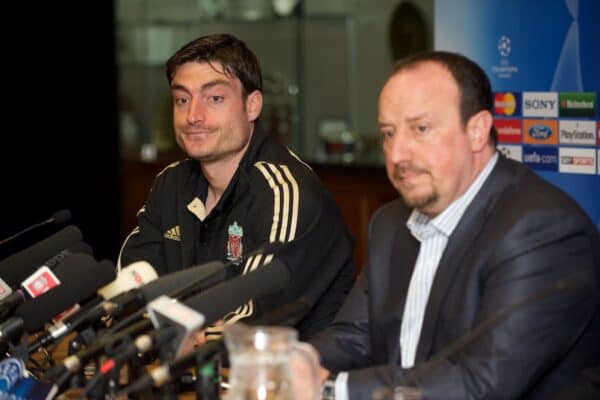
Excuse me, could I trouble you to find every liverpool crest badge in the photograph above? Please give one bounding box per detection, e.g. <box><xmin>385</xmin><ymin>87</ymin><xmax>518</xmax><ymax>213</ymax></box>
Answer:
<box><xmin>227</xmin><ymin>221</ymin><xmax>244</xmax><ymax>264</ymax></box>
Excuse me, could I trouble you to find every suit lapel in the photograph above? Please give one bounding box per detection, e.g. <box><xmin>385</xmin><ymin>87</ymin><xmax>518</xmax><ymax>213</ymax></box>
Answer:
<box><xmin>367</xmin><ymin>200</ymin><xmax>419</xmax><ymax>365</ymax></box>
<box><xmin>382</xmin><ymin>226</ymin><xmax>420</xmax><ymax>363</ymax></box>
<box><xmin>414</xmin><ymin>155</ymin><xmax>516</xmax><ymax>362</ymax></box>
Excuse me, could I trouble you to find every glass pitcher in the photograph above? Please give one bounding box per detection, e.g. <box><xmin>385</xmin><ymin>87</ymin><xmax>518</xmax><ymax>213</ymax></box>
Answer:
<box><xmin>223</xmin><ymin>323</ymin><xmax>320</xmax><ymax>400</ymax></box>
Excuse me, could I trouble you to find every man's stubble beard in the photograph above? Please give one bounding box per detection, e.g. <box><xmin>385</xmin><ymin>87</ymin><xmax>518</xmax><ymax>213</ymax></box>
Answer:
<box><xmin>392</xmin><ymin>164</ymin><xmax>438</xmax><ymax>211</ymax></box>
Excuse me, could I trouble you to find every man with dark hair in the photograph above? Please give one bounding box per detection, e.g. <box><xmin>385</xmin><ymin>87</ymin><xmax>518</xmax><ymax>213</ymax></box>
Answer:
<box><xmin>118</xmin><ymin>33</ymin><xmax>356</xmax><ymax>339</ymax></box>
<box><xmin>305</xmin><ymin>51</ymin><xmax>600</xmax><ymax>399</ymax></box>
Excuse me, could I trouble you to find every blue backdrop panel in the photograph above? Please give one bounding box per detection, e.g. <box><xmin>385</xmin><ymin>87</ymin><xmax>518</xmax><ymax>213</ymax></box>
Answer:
<box><xmin>435</xmin><ymin>0</ymin><xmax>600</xmax><ymax>228</ymax></box>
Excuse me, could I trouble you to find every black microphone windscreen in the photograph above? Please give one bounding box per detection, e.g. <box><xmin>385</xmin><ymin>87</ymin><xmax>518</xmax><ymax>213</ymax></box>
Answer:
<box><xmin>42</xmin><ymin>241</ymin><xmax>94</xmax><ymax>270</ymax></box>
<box><xmin>14</xmin><ymin>255</ymin><xmax>116</xmax><ymax>332</ymax></box>
<box><xmin>252</xmin><ymin>296</ymin><xmax>312</xmax><ymax>326</ymax></box>
<box><xmin>184</xmin><ymin>258</ymin><xmax>290</xmax><ymax>324</ymax></box>
<box><xmin>51</xmin><ymin>210</ymin><xmax>72</xmax><ymax>225</ymax></box>
<box><xmin>0</xmin><ymin>225</ymin><xmax>83</xmax><ymax>286</ymax></box>
<box><xmin>140</xmin><ymin>260</ymin><xmax>226</xmax><ymax>302</ymax></box>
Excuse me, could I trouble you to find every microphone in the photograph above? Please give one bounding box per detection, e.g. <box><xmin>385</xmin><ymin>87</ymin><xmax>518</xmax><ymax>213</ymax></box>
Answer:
<box><xmin>0</xmin><ymin>318</ymin><xmax>25</xmax><ymax>345</ymax></box>
<box><xmin>0</xmin><ymin>242</ymin><xmax>94</xmax><ymax>320</ymax></box>
<box><xmin>183</xmin><ymin>256</ymin><xmax>291</xmax><ymax>325</ymax></box>
<box><xmin>0</xmin><ymin>225</ymin><xmax>83</xmax><ymax>287</ymax></box>
<box><xmin>109</xmin><ymin>256</ymin><xmax>288</xmax><ymax>367</ymax></box>
<box><xmin>48</xmin><ymin>258</ymin><xmax>289</xmax><ymax>390</ymax></box>
<box><xmin>97</xmin><ymin>261</ymin><xmax>158</xmax><ymax>300</ymax></box>
<box><xmin>79</xmin><ymin>260</ymin><xmax>227</xmax><ymax>334</ymax></box>
<box><xmin>44</xmin><ymin>319</ymin><xmax>152</xmax><ymax>384</ymax></box>
<box><xmin>42</xmin><ymin>261</ymin><xmax>228</xmax><ymax>381</ymax></box>
<box><xmin>120</xmin><ymin>297</ymin><xmax>312</xmax><ymax>396</ymax></box>
<box><xmin>109</xmin><ymin>259</ymin><xmax>226</xmax><ymax>319</ymax></box>
<box><xmin>251</xmin><ymin>296</ymin><xmax>313</xmax><ymax>326</ymax></box>
<box><xmin>102</xmin><ymin>259</ymin><xmax>226</xmax><ymax>320</ymax></box>
<box><xmin>85</xmin><ymin>325</ymin><xmax>183</xmax><ymax>397</ymax></box>
<box><xmin>140</xmin><ymin>260</ymin><xmax>227</xmax><ymax>301</ymax></box>
<box><xmin>0</xmin><ymin>209</ymin><xmax>72</xmax><ymax>247</ymax></box>
<box><xmin>86</xmin><ymin>257</ymin><xmax>287</xmax><ymax>371</ymax></box>
<box><xmin>0</xmin><ymin>277</ymin><xmax>11</xmax><ymax>301</ymax></box>
<box><xmin>28</xmin><ymin>261</ymin><xmax>158</xmax><ymax>353</ymax></box>
<box><xmin>146</xmin><ymin>296</ymin><xmax>205</xmax><ymax>359</ymax></box>
<box><xmin>0</xmin><ymin>254</ymin><xmax>115</xmax><ymax>346</ymax></box>
<box><xmin>12</xmin><ymin>255</ymin><xmax>116</xmax><ymax>334</ymax></box>
<box><xmin>40</xmin><ymin>241</ymin><xmax>93</xmax><ymax>270</ymax></box>
<box><xmin>93</xmin><ymin>297</ymin><xmax>205</xmax><ymax>382</ymax></box>
<box><xmin>0</xmin><ymin>266</ymin><xmax>62</xmax><ymax>321</ymax></box>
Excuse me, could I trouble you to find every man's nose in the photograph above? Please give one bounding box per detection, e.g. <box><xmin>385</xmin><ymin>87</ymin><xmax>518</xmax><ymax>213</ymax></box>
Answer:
<box><xmin>386</xmin><ymin>131</ymin><xmax>412</xmax><ymax>164</ymax></box>
<box><xmin>186</xmin><ymin>98</ymin><xmax>205</xmax><ymax>125</ymax></box>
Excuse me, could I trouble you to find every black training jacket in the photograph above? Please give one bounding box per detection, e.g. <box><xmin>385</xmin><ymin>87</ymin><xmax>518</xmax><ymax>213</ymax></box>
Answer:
<box><xmin>119</xmin><ymin>125</ymin><xmax>356</xmax><ymax>338</ymax></box>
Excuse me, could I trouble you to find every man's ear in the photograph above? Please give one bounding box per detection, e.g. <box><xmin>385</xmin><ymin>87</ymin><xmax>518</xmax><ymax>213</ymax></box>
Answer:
<box><xmin>245</xmin><ymin>90</ymin><xmax>263</xmax><ymax>122</ymax></box>
<box><xmin>466</xmin><ymin>110</ymin><xmax>494</xmax><ymax>152</ymax></box>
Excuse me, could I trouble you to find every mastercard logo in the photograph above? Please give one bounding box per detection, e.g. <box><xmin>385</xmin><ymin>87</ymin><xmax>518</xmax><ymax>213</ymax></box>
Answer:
<box><xmin>495</xmin><ymin>92</ymin><xmax>517</xmax><ymax>116</ymax></box>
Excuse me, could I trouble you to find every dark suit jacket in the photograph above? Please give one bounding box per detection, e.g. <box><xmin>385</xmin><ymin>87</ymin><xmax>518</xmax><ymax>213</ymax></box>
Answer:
<box><xmin>311</xmin><ymin>154</ymin><xmax>600</xmax><ymax>399</ymax></box>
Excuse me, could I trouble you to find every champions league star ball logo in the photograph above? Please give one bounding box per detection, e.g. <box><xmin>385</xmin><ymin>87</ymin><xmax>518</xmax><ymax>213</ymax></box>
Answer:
<box><xmin>498</xmin><ymin>35</ymin><xmax>511</xmax><ymax>57</ymax></box>
<box><xmin>493</xmin><ymin>35</ymin><xmax>518</xmax><ymax>78</ymax></box>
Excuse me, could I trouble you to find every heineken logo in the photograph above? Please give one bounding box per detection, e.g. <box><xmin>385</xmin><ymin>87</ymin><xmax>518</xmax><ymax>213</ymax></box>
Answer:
<box><xmin>559</xmin><ymin>92</ymin><xmax>596</xmax><ymax>117</ymax></box>
<box><xmin>561</xmin><ymin>99</ymin><xmax>593</xmax><ymax>109</ymax></box>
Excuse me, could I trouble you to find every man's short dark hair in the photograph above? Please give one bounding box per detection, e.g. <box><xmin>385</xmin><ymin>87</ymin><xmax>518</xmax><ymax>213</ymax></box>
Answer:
<box><xmin>166</xmin><ymin>33</ymin><xmax>262</xmax><ymax>98</ymax></box>
<box><xmin>393</xmin><ymin>51</ymin><xmax>497</xmax><ymax>145</ymax></box>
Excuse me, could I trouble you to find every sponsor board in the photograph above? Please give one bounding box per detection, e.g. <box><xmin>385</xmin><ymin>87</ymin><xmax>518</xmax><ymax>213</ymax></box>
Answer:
<box><xmin>559</xmin><ymin>92</ymin><xmax>596</xmax><ymax>118</ymax></box>
<box><xmin>559</xmin><ymin>147</ymin><xmax>596</xmax><ymax>175</ymax></box>
<box><xmin>597</xmin><ymin>121</ymin><xmax>600</xmax><ymax>146</ymax></box>
<box><xmin>494</xmin><ymin>92</ymin><xmax>520</xmax><ymax>116</ymax></box>
<box><xmin>495</xmin><ymin>119</ymin><xmax>521</xmax><ymax>143</ymax></box>
<box><xmin>522</xmin><ymin>146</ymin><xmax>558</xmax><ymax>171</ymax></box>
<box><xmin>558</xmin><ymin>120</ymin><xmax>596</xmax><ymax>146</ymax></box>
<box><xmin>497</xmin><ymin>144</ymin><xmax>522</xmax><ymax>162</ymax></box>
<box><xmin>522</xmin><ymin>119</ymin><xmax>558</xmax><ymax>145</ymax></box>
<box><xmin>522</xmin><ymin>92</ymin><xmax>558</xmax><ymax>118</ymax></box>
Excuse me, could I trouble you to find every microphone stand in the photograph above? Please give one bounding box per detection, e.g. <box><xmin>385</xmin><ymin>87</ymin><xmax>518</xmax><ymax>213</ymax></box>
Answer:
<box><xmin>127</xmin><ymin>351</ymin><xmax>154</xmax><ymax>400</ymax></box>
<box><xmin>157</xmin><ymin>339</ymin><xmax>179</xmax><ymax>400</ymax></box>
<box><xmin>70</xmin><ymin>325</ymin><xmax>104</xmax><ymax>400</ymax></box>
<box><xmin>6</xmin><ymin>330</ymin><xmax>29</xmax><ymax>364</ymax></box>
<box><xmin>194</xmin><ymin>349</ymin><xmax>221</xmax><ymax>400</ymax></box>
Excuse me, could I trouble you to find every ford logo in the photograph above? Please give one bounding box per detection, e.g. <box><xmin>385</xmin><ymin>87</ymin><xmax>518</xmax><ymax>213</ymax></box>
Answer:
<box><xmin>528</xmin><ymin>124</ymin><xmax>552</xmax><ymax>139</ymax></box>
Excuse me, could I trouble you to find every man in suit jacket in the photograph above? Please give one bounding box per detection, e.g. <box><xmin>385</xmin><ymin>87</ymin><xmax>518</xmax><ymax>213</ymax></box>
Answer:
<box><xmin>307</xmin><ymin>51</ymin><xmax>600</xmax><ymax>400</ymax></box>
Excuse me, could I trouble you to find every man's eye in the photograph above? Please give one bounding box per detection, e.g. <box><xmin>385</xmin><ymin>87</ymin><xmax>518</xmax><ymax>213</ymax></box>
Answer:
<box><xmin>416</xmin><ymin>125</ymin><xmax>427</xmax><ymax>133</ymax></box>
<box><xmin>174</xmin><ymin>97</ymin><xmax>188</xmax><ymax>106</ymax></box>
<box><xmin>413</xmin><ymin>124</ymin><xmax>430</xmax><ymax>136</ymax></box>
<box><xmin>209</xmin><ymin>95</ymin><xmax>224</xmax><ymax>104</ymax></box>
<box><xmin>380</xmin><ymin>130</ymin><xmax>394</xmax><ymax>139</ymax></box>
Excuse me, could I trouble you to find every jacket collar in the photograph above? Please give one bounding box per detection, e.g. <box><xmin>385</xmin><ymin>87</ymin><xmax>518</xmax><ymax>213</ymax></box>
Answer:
<box><xmin>181</xmin><ymin>122</ymin><xmax>269</xmax><ymax>218</ymax></box>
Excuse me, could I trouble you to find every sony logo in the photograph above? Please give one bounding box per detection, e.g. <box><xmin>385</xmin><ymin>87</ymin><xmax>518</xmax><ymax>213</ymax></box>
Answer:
<box><xmin>524</xmin><ymin>99</ymin><xmax>557</xmax><ymax>110</ymax></box>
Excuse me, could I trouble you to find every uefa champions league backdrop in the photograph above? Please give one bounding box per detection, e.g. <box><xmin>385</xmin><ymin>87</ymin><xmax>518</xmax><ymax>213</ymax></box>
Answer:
<box><xmin>435</xmin><ymin>0</ymin><xmax>600</xmax><ymax>229</ymax></box>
